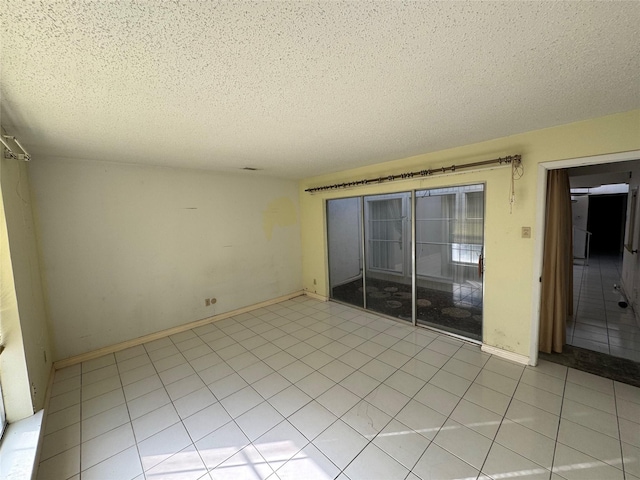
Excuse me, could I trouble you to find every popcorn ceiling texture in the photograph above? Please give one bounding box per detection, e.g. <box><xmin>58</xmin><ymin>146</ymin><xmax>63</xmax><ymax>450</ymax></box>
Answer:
<box><xmin>1</xmin><ymin>1</ymin><xmax>639</xmax><ymax>178</ymax></box>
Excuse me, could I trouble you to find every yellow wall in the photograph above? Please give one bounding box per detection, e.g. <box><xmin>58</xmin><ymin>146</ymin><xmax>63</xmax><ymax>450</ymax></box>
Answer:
<box><xmin>0</xmin><ymin>157</ymin><xmax>53</xmax><ymax>421</ymax></box>
<box><xmin>0</xmin><ymin>184</ymin><xmax>33</xmax><ymax>421</ymax></box>
<box><xmin>300</xmin><ymin>110</ymin><xmax>640</xmax><ymax>358</ymax></box>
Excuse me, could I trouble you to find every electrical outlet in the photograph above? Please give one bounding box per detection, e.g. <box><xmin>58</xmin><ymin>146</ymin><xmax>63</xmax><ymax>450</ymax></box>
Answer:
<box><xmin>210</xmin><ymin>298</ymin><xmax>217</xmax><ymax>304</ymax></box>
<box><xmin>205</xmin><ymin>298</ymin><xmax>210</xmax><ymax>306</ymax></box>
<box><xmin>522</xmin><ymin>226</ymin><xmax>531</xmax><ymax>238</ymax></box>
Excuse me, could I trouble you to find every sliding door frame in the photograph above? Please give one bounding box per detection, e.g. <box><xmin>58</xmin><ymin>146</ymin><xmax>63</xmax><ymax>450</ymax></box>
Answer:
<box><xmin>326</xmin><ymin>181</ymin><xmax>488</xmax><ymax>340</ymax></box>
<box><xmin>411</xmin><ymin>190</ymin><xmax>417</xmax><ymax>326</ymax></box>
<box><xmin>361</xmin><ymin>198</ymin><xmax>368</xmax><ymax>310</ymax></box>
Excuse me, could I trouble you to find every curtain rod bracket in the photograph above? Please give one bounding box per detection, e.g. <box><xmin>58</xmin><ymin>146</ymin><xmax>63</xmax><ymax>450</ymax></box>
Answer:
<box><xmin>1</xmin><ymin>134</ymin><xmax>31</xmax><ymax>162</ymax></box>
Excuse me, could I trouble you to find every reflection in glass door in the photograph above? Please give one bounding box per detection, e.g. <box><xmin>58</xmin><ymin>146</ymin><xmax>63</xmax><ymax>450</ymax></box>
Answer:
<box><xmin>415</xmin><ymin>185</ymin><xmax>484</xmax><ymax>340</ymax></box>
<box><xmin>363</xmin><ymin>193</ymin><xmax>412</xmax><ymax>322</ymax></box>
<box><xmin>326</xmin><ymin>184</ymin><xmax>484</xmax><ymax>342</ymax></box>
<box><xmin>327</xmin><ymin>197</ymin><xmax>364</xmax><ymax>308</ymax></box>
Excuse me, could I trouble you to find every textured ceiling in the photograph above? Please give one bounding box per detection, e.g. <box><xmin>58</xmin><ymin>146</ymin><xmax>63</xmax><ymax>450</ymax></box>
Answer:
<box><xmin>1</xmin><ymin>1</ymin><xmax>639</xmax><ymax>179</ymax></box>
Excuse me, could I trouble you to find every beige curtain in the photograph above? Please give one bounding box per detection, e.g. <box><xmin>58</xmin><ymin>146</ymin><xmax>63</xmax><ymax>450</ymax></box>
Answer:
<box><xmin>539</xmin><ymin>169</ymin><xmax>573</xmax><ymax>353</ymax></box>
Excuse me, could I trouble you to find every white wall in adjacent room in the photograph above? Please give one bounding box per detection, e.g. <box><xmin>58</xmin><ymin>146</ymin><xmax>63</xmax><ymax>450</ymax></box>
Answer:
<box><xmin>571</xmin><ymin>195</ymin><xmax>589</xmax><ymax>259</ymax></box>
<box><xmin>622</xmin><ymin>162</ymin><xmax>640</xmax><ymax>320</ymax></box>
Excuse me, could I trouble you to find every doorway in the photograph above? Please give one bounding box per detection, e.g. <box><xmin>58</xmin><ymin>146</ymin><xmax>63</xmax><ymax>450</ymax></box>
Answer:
<box><xmin>327</xmin><ymin>184</ymin><xmax>485</xmax><ymax>342</ymax></box>
<box><xmin>566</xmin><ymin>170</ymin><xmax>637</xmax><ymax>363</ymax></box>
<box><xmin>587</xmin><ymin>194</ymin><xmax>628</xmax><ymax>255</ymax></box>
<box><xmin>532</xmin><ymin>150</ymin><xmax>640</xmax><ymax>373</ymax></box>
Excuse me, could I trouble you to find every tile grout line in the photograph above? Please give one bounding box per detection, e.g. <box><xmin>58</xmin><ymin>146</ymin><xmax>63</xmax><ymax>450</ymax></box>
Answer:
<box><xmin>359</xmin><ymin>337</ymin><xmax>508</xmax><ymax>477</ymax></box>
<box><xmin>254</xmin><ymin>301</ymin><xmax>363</xmax><ymax>477</ymax></box>
<box><xmin>547</xmin><ymin>360</ymin><xmax>569</xmax><ymax>480</ymax></box>
<box><xmin>166</xmin><ymin>329</ymin><xmax>245</xmax><ymax>479</ymax></box>
<box><xmin>203</xmin><ymin>306</ymin><xmax>529</xmax><ymax>479</ymax></box>
<box><xmin>190</xmin><ymin>307</ymin><xmax>313</xmax><ymax>476</ymax></box>
<box><xmin>249</xmin><ymin>306</ymin><xmax>405</xmax><ymax>477</ymax></box>
<box><xmin>335</xmin><ymin>328</ymin><xmax>457</xmax><ymax>476</ymax></box>
<box><xmin>196</xmin><ymin>303</ymin><xmax>437</xmax><ymax>477</ymax></box>
<box><xmin>144</xmin><ymin>328</ymin><xmax>238</xmax><ymax>476</ymax></box>
<box><xmin>612</xmin><ymin>383</ymin><xmax>628</xmax><ymax>480</ymax></box>
<box><xmin>407</xmin><ymin>341</ymin><xmax>483</xmax><ymax>476</ymax></box>
<box><xmin>475</xmin><ymin>361</ymin><xmax>529</xmax><ymax>478</ymax></box>
<box><xmin>599</xmin><ymin>257</ymin><xmax>614</xmax><ymax>356</ymax></box>
<box><xmin>42</xmin><ymin>296</ymin><xmax>638</xmax><ymax>480</ymax></box>
<box><xmin>554</xmin><ymin>364</ymin><xmax>627</xmax><ymax>477</ymax></box>
<box><xmin>80</xmin><ymin>355</ymin><xmax>136</xmax><ymax>478</ymax></box>
<box><xmin>305</xmin><ymin>312</ymin><xmax>432</xmax><ymax>477</ymax></box>
<box><xmin>115</xmin><ymin>351</ymin><xmax>147</xmax><ymax>480</ymax></box>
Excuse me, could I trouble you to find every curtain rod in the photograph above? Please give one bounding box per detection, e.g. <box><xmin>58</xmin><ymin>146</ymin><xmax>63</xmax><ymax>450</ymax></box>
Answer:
<box><xmin>305</xmin><ymin>154</ymin><xmax>521</xmax><ymax>193</ymax></box>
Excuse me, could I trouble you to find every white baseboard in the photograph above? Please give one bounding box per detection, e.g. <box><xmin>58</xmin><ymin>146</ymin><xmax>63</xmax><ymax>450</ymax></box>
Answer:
<box><xmin>54</xmin><ymin>290</ymin><xmax>305</xmax><ymax>370</ymax></box>
<box><xmin>304</xmin><ymin>290</ymin><xmax>328</xmax><ymax>302</ymax></box>
<box><xmin>481</xmin><ymin>344</ymin><xmax>530</xmax><ymax>365</ymax></box>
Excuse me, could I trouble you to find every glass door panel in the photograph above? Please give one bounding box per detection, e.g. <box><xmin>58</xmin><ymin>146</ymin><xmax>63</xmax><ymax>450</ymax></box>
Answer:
<box><xmin>415</xmin><ymin>185</ymin><xmax>484</xmax><ymax>340</ymax></box>
<box><xmin>364</xmin><ymin>192</ymin><xmax>412</xmax><ymax>322</ymax></box>
<box><xmin>327</xmin><ymin>197</ymin><xmax>364</xmax><ymax>308</ymax></box>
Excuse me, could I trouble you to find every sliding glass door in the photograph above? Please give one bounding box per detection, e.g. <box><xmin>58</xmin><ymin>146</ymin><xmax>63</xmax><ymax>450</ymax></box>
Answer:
<box><xmin>326</xmin><ymin>183</ymin><xmax>484</xmax><ymax>342</ymax></box>
<box><xmin>415</xmin><ymin>185</ymin><xmax>484</xmax><ymax>340</ymax></box>
<box><xmin>364</xmin><ymin>193</ymin><xmax>412</xmax><ymax>322</ymax></box>
<box><xmin>327</xmin><ymin>197</ymin><xmax>364</xmax><ymax>308</ymax></box>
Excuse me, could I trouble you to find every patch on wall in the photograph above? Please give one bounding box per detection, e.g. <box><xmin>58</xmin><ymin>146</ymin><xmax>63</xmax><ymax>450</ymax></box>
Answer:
<box><xmin>262</xmin><ymin>197</ymin><xmax>297</xmax><ymax>240</ymax></box>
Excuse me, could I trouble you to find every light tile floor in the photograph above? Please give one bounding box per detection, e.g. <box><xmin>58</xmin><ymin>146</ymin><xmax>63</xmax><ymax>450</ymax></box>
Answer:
<box><xmin>568</xmin><ymin>254</ymin><xmax>640</xmax><ymax>361</ymax></box>
<box><xmin>38</xmin><ymin>296</ymin><xmax>640</xmax><ymax>480</ymax></box>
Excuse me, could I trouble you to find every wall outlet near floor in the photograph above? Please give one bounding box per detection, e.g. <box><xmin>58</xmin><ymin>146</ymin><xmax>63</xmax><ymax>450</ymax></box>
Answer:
<box><xmin>522</xmin><ymin>226</ymin><xmax>531</xmax><ymax>238</ymax></box>
<box><xmin>205</xmin><ymin>297</ymin><xmax>217</xmax><ymax>306</ymax></box>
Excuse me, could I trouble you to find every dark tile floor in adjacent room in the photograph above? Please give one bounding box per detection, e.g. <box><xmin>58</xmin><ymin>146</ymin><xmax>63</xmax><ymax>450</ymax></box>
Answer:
<box><xmin>332</xmin><ymin>278</ymin><xmax>482</xmax><ymax>341</ymax></box>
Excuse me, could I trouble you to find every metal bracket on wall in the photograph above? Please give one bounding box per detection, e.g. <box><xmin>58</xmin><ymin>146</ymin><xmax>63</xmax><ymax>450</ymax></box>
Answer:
<box><xmin>0</xmin><ymin>134</ymin><xmax>31</xmax><ymax>161</ymax></box>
